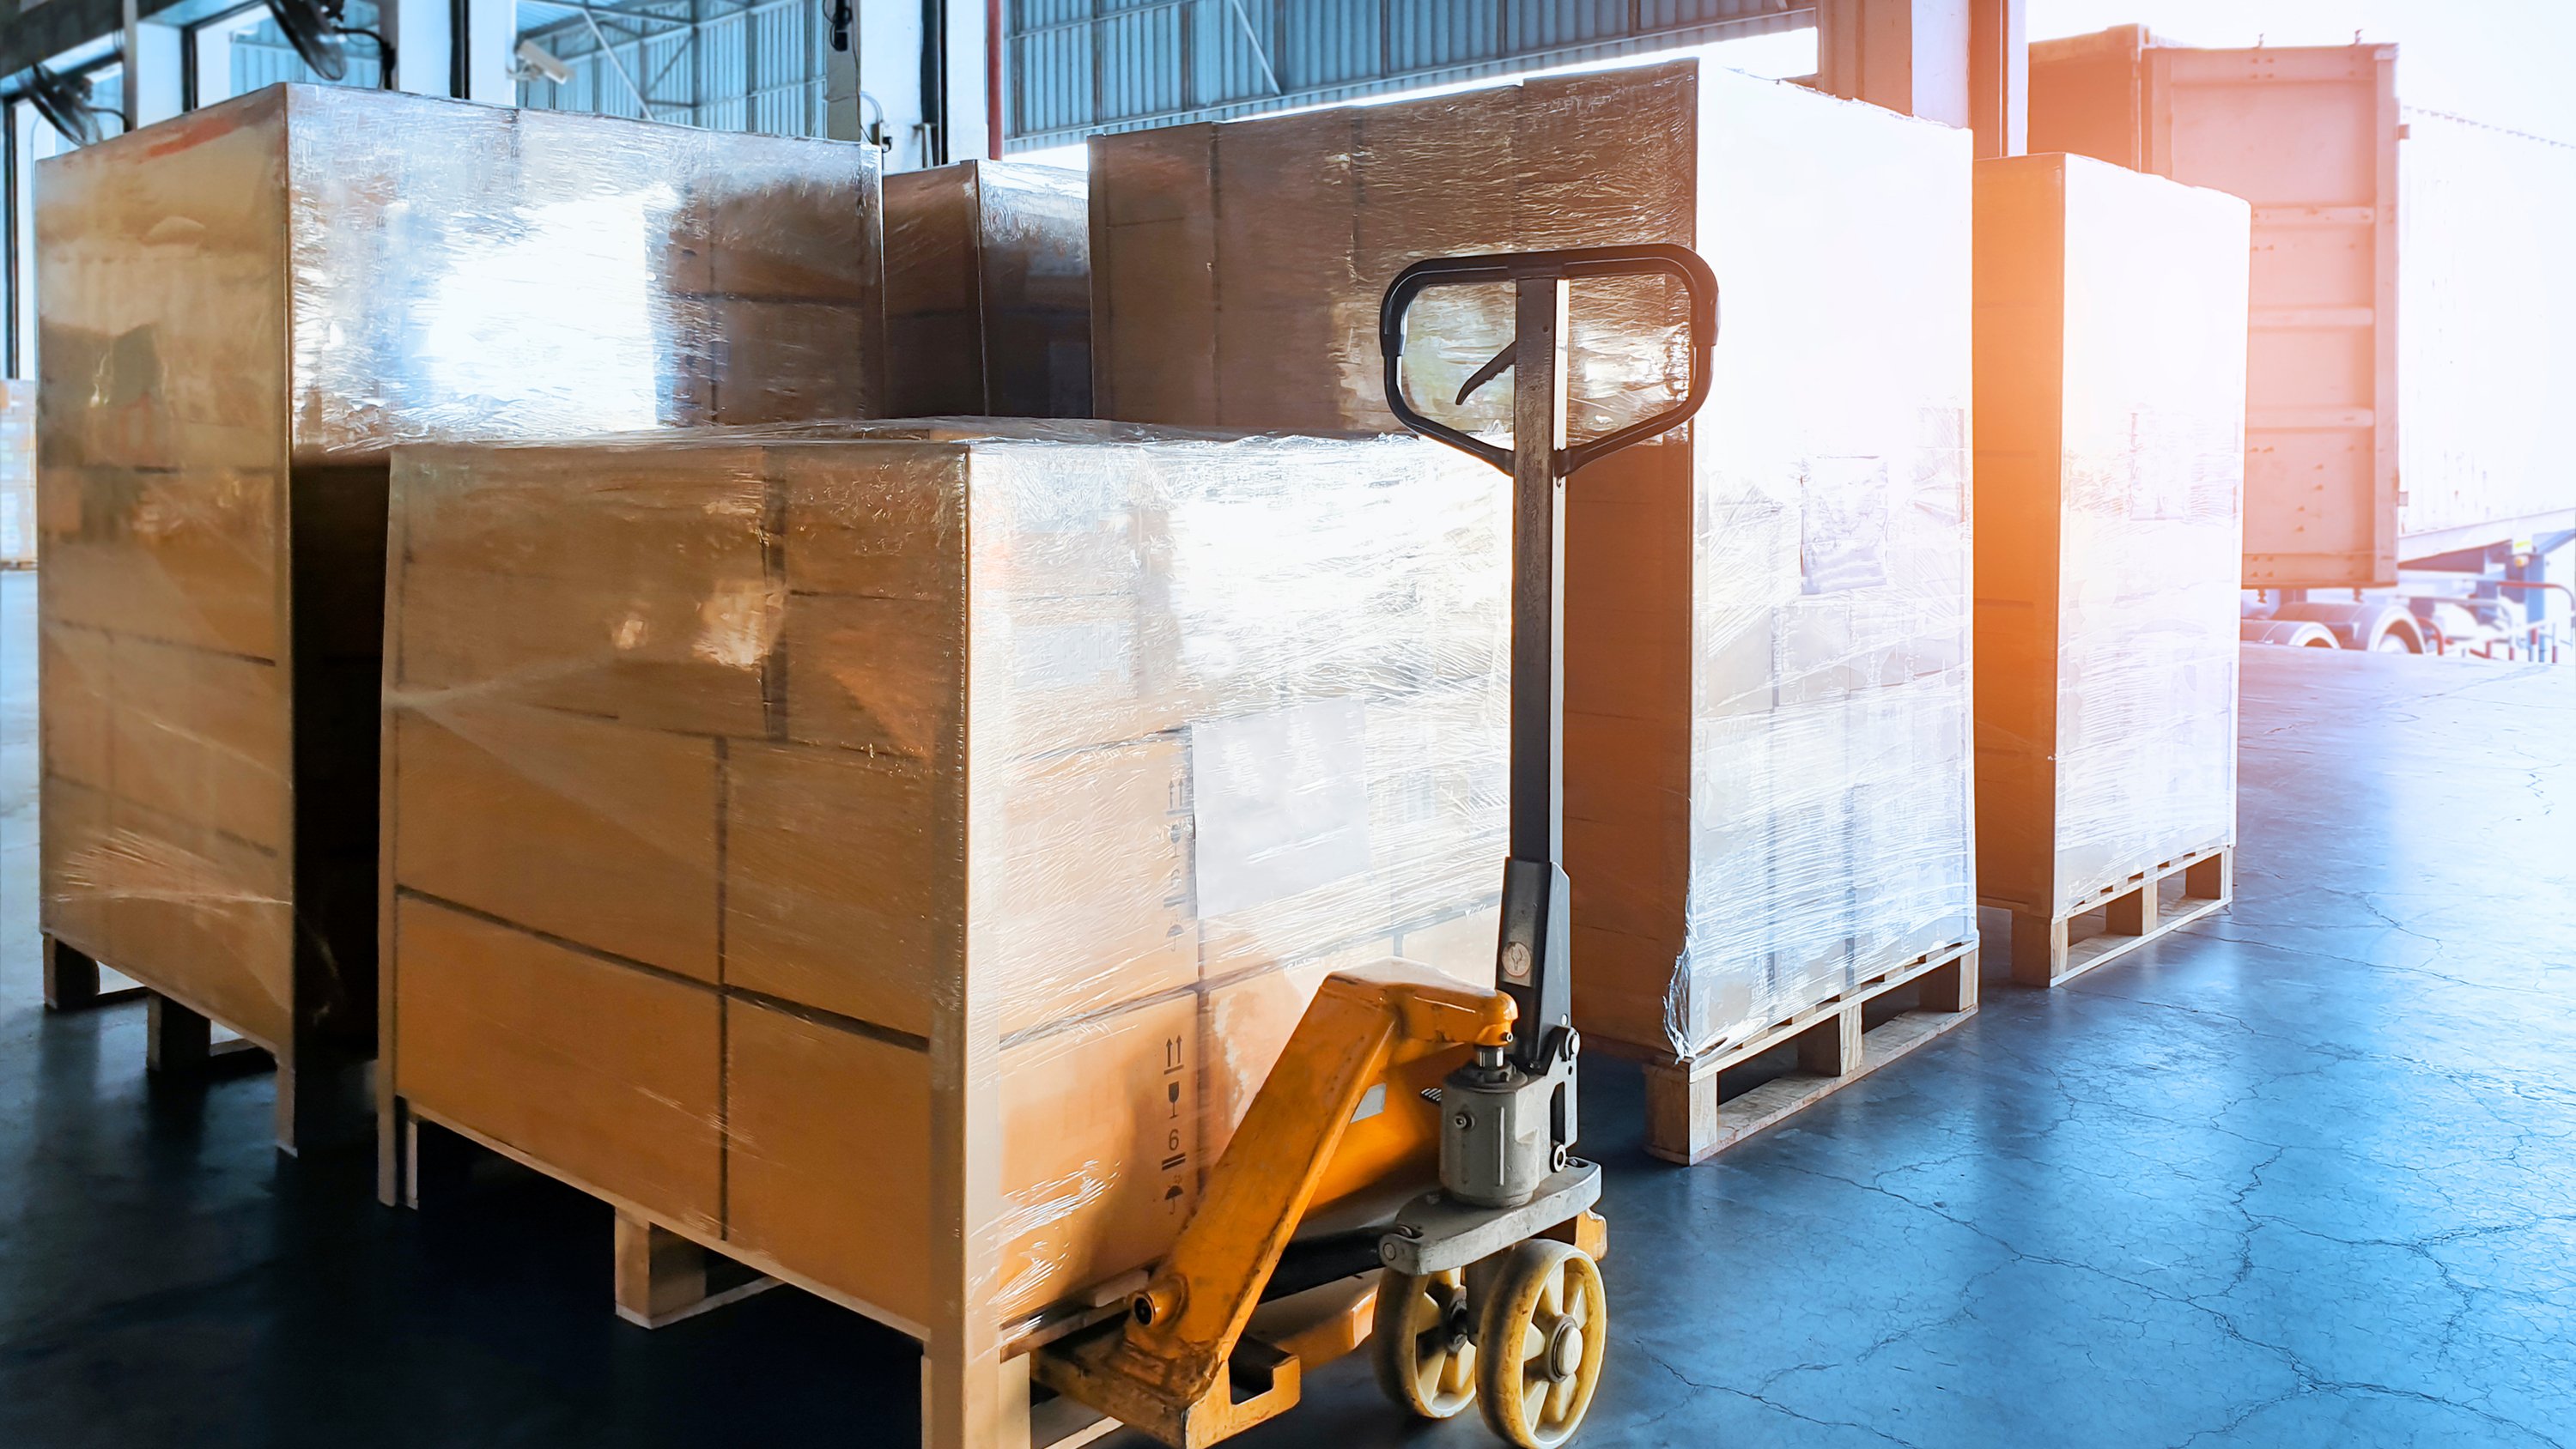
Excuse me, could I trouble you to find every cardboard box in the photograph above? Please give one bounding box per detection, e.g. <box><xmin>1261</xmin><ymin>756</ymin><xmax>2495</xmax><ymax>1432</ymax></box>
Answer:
<box><xmin>391</xmin><ymin>702</ymin><xmax>723</xmax><ymax>982</ymax></box>
<box><xmin>38</xmin><ymin>624</ymin><xmax>112</xmax><ymax>791</ymax></box>
<box><xmin>714</xmin><ymin>990</ymin><xmax>1203</xmax><ymax>1332</ymax></box>
<box><xmin>1090</xmin><ymin>60</ymin><xmax>1978</xmax><ymax>1062</ymax></box>
<box><xmin>97</xmin><ymin>796</ymin><xmax>295</xmax><ymax>1050</ymax></box>
<box><xmin>721</xmin><ymin>736</ymin><xmax>1195</xmax><ymax>1040</ymax></box>
<box><xmin>885</xmin><ymin>161</ymin><xmax>1092</xmax><ymax>417</ymax></box>
<box><xmin>1971</xmin><ymin>154</ymin><xmax>2248</xmax><ymax>924</ymax></box>
<box><xmin>723</xmin><ymin>998</ymin><xmax>936</xmax><ymax>1326</ymax></box>
<box><xmin>108</xmin><ymin>637</ymin><xmax>290</xmax><ymax>852</ymax></box>
<box><xmin>392</xmin><ymin>894</ymin><xmax>725</xmax><ymax>1234</ymax></box>
<box><xmin>988</xmin><ymin>997</ymin><xmax>1201</xmax><ymax>1321</ymax></box>
<box><xmin>34</xmin><ymin>85</ymin><xmax>885</xmax><ymax>1149</ymax></box>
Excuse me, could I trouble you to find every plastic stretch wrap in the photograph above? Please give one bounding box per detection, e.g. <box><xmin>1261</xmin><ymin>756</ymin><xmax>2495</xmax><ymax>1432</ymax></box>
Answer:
<box><xmin>885</xmin><ymin>161</ymin><xmax>1091</xmax><ymax>418</ymax></box>
<box><xmin>380</xmin><ymin>421</ymin><xmax>1509</xmax><ymax>1332</ymax></box>
<box><xmin>1974</xmin><ymin>155</ymin><xmax>2246</xmax><ymax>920</ymax></box>
<box><xmin>1091</xmin><ymin>59</ymin><xmax>1978</xmax><ymax>1063</ymax></box>
<box><xmin>0</xmin><ymin>381</ymin><xmax>30</xmax><ymax>565</ymax></box>
<box><xmin>34</xmin><ymin>82</ymin><xmax>884</xmax><ymax>1094</ymax></box>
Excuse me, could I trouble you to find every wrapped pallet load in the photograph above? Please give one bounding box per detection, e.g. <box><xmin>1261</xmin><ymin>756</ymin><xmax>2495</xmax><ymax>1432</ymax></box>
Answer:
<box><xmin>0</xmin><ymin>380</ymin><xmax>31</xmax><ymax>565</ymax></box>
<box><xmin>1091</xmin><ymin>58</ymin><xmax>1978</xmax><ymax>1165</ymax></box>
<box><xmin>884</xmin><ymin>161</ymin><xmax>1092</xmax><ymax>416</ymax></box>
<box><xmin>34</xmin><ymin>84</ymin><xmax>884</xmax><ymax>1150</ymax></box>
<box><xmin>376</xmin><ymin>421</ymin><xmax>1508</xmax><ymax>1446</ymax></box>
<box><xmin>1974</xmin><ymin>153</ymin><xmax>2248</xmax><ymax>987</ymax></box>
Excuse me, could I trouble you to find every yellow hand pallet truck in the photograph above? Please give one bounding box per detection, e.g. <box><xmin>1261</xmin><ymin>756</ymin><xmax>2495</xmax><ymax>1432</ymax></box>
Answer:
<box><xmin>1039</xmin><ymin>245</ymin><xmax>1719</xmax><ymax>1449</ymax></box>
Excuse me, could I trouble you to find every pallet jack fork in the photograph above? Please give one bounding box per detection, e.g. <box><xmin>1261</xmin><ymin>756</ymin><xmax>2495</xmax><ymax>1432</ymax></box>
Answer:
<box><xmin>1036</xmin><ymin>246</ymin><xmax>1719</xmax><ymax>1449</ymax></box>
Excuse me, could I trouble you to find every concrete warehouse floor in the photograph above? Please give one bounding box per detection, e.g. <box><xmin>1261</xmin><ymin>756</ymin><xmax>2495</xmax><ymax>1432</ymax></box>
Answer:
<box><xmin>3</xmin><ymin>563</ymin><xmax>2572</xmax><ymax>1449</ymax></box>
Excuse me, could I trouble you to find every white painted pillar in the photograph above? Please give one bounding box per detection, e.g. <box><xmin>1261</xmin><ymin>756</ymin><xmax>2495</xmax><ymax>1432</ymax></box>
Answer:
<box><xmin>842</xmin><ymin>0</ymin><xmax>994</xmax><ymax>169</ymax></box>
<box><xmin>369</xmin><ymin>0</ymin><xmax>513</xmax><ymax>101</ymax></box>
<box><xmin>191</xmin><ymin>20</ymin><xmax>240</xmax><ymax>107</ymax></box>
<box><xmin>374</xmin><ymin>0</ymin><xmax>513</xmax><ymax>102</ymax></box>
<box><xmin>944</xmin><ymin>0</ymin><xmax>989</xmax><ymax>161</ymax></box>
<box><xmin>123</xmin><ymin>3</ymin><xmax>185</xmax><ymax>130</ymax></box>
<box><xmin>457</xmin><ymin>0</ymin><xmax>519</xmax><ymax>104</ymax></box>
<box><xmin>850</xmin><ymin>0</ymin><xmax>921</xmax><ymax>161</ymax></box>
<box><xmin>380</xmin><ymin>0</ymin><xmax>451</xmax><ymax>97</ymax></box>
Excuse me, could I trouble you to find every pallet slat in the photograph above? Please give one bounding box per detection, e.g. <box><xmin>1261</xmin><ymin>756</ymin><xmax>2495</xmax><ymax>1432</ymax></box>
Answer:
<box><xmin>1639</xmin><ymin>939</ymin><xmax>1979</xmax><ymax>1167</ymax></box>
<box><xmin>2009</xmin><ymin>846</ymin><xmax>2233</xmax><ymax>989</ymax></box>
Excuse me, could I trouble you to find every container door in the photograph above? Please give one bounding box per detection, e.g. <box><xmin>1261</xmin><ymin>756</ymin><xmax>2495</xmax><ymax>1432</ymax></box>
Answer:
<box><xmin>2144</xmin><ymin>45</ymin><xmax>2401</xmax><ymax>589</ymax></box>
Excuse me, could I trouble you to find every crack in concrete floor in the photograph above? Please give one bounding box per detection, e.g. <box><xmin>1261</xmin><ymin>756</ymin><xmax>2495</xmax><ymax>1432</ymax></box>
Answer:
<box><xmin>1199</xmin><ymin>650</ymin><xmax>2576</xmax><ymax>1449</ymax></box>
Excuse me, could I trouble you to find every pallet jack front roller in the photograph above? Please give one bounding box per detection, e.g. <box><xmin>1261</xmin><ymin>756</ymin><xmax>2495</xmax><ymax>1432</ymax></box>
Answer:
<box><xmin>1036</xmin><ymin>245</ymin><xmax>1719</xmax><ymax>1449</ymax></box>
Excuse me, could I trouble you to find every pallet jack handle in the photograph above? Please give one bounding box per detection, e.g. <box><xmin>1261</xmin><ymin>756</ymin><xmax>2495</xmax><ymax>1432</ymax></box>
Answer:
<box><xmin>1379</xmin><ymin>243</ymin><xmax>1719</xmax><ymax>478</ymax></box>
<box><xmin>1380</xmin><ymin>244</ymin><xmax>1719</xmax><ymax>1076</ymax></box>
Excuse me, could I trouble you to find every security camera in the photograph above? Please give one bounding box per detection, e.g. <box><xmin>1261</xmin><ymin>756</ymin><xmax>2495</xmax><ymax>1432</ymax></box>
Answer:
<box><xmin>513</xmin><ymin>39</ymin><xmax>573</xmax><ymax>85</ymax></box>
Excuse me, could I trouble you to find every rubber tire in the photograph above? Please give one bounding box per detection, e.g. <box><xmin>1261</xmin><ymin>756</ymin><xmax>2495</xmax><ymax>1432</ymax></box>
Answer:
<box><xmin>1372</xmin><ymin>1266</ymin><xmax>1477</xmax><ymax>1420</ymax></box>
<box><xmin>1475</xmin><ymin>1240</ymin><xmax>1607</xmax><ymax>1448</ymax></box>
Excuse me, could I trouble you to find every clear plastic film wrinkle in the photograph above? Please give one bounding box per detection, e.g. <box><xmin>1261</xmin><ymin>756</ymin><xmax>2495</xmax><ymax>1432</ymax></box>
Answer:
<box><xmin>35</xmin><ymin>82</ymin><xmax>886</xmax><ymax>1089</ymax></box>
<box><xmin>381</xmin><ymin>421</ymin><xmax>1514</xmax><ymax>1333</ymax></box>
<box><xmin>1092</xmin><ymin>59</ymin><xmax>1979</xmax><ymax>1063</ymax></box>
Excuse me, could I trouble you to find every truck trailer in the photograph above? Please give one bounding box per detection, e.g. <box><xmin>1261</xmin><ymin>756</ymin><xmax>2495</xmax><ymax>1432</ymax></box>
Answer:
<box><xmin>2031</xmin><ymin>27</ymin><xmax>2576</xmax><ymax>660</ymax></box>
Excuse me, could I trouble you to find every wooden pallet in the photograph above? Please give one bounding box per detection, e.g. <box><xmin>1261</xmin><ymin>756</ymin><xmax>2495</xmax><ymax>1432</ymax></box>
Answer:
<box><xmin>1635</xmin><ymin>939</ymin><xmax>1979</xmax><ymax>1167</ymax></box>
<box><xmin>388</xmin><ymin>1103</ymin><xmax>1125</xmax><ymax>1448</ymax></box>
<box><xmin>41</xmin><ymin>933</ymin><xmax>368</xmax><ymax>1149</ymax></box>
<box><xmin>46</xmin><ymin>934</ymin><xmax>288</xmax><ymax>1076</ymax></box>
<box><xmin>2005</xmin><ymin>846</ymin><xmax>2232</xmax><ymax>990</ymax></box>
<box><xmin>40</xmin><ymin>935</ymin><xmax>149</xmax><ymax>1011</ymax></box>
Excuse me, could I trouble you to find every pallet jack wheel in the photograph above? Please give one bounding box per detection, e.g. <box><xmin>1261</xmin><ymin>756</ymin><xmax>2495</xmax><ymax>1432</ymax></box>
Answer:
<box><xmin>1372</xmin><ymin>1265</ymin><xmax>1479</xmax><ymax>1419</ymax></box>
<box><xmin>1474</xmin><ymin>1240</ymin><xmax>1606</xmax><ymax>1448</ymax></box>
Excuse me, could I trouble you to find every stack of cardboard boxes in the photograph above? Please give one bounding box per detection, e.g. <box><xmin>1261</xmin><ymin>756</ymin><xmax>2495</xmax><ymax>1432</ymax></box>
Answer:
<box><xmin>1973</xmin><ymin>153</ymin><xmax>2248</xmax><ymax>985</ymax></box>
<box><xmin>33</xmin><ymin>84</ymin><xmax>884</xmax><ymax>1148</ymax></box>
<box><xmin>1090</xmin><ymin>60</ymin><xmax>1981</xmax><ymax>1094</ymax></box>
<box><xmin>378</xmin><ymin>422</ymin><xmax>1509</xmax><ymax>1411</ymax></box>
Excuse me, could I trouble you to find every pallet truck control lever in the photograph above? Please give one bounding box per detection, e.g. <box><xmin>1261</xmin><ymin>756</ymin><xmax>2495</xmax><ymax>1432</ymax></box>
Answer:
<box><xmin>1036</xmin><ymin>246</ymin><xmax>1717</xmax><ymax>1449</ymax></box>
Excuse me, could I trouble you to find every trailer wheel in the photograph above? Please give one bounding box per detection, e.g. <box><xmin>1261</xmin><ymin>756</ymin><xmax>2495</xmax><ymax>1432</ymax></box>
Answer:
<box><xmin>2240</xmin><ymin>620</ymin><xmax>2340</xmax><ymax>648</ymax></box>
<box><xmin>2271</xmin><ymin>601</ymin><xmax>2423</xmax><ymax>652</ymax></box>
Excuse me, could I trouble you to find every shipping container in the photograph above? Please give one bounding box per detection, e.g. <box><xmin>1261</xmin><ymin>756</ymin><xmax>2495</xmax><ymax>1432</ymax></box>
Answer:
<box><xmin>2032</xmin><ymin>27</ymin><xmax>2576</xmax><ymax>595</ymax></box>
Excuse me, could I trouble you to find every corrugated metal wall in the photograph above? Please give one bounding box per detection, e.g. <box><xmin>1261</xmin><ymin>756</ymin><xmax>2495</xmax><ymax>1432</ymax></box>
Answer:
<box><xmin>1005</xmin><ymin>0</ymin><xmax>1811</xmax><ymax>149</ymax></box>
<box><xmin>515</xmin><ymin>0</ymin><xmax>825</xmax><ymax>138</ymax></box>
